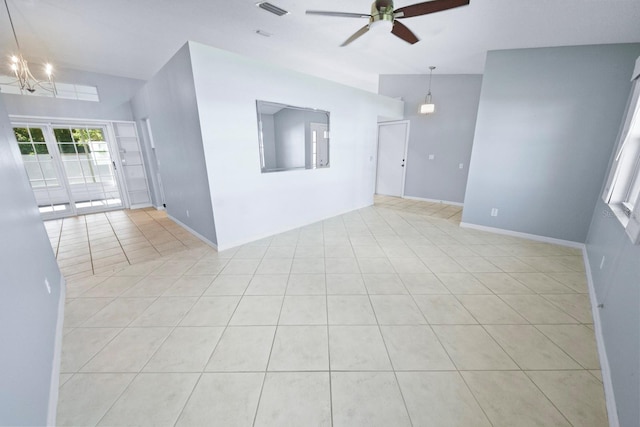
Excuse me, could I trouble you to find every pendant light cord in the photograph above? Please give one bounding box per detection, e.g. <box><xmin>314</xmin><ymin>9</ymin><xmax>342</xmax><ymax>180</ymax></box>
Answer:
<box><xmin>4</xmin><ymin>0</ymin><xmax>21</xmax><ymax>51</ymax></box>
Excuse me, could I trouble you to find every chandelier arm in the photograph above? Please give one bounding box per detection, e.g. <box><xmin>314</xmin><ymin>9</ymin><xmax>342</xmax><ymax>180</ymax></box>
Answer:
<box><xmin>4</xmin><ymin>0</ymin><xmax>22</xmax><ymax>51</ymax></box>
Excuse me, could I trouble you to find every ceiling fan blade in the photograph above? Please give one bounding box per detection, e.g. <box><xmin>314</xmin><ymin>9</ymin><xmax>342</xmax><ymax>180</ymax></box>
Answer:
<box><xmin>341</xmin><ymin>25</ymin><xmax>370</xmax><ymax>46</ymax></box>
<box><xmin>394</xmin><ymin>0</ymin><xmax>469</xmax><ymax>18</ymax></box>
<box><xmin>306</xmin><ymin>10</ymin><xmax>371</xmax><ymax>18</ymax></box>
<box><xmin>391</xmin><ymin>21</ymin><xmax>419</xmax><ymax>44</ymax></box>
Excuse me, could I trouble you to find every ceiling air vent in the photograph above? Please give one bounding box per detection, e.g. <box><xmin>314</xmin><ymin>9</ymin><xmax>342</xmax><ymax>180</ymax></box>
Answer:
<box><xmin>256</xmin><ymin>2</ymin><xmax>289</xmax><ymax>16</ymax></box>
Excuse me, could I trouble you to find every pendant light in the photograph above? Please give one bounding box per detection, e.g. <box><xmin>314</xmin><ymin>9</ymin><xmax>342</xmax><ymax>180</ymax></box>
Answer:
<box><xmin>419</xmin><ymin>66</ymin><xmax>436</xmax><ymax>114</ymax></box>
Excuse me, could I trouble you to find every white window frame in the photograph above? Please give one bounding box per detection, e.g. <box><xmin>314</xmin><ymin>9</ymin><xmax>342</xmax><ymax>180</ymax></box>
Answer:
<box><xmin>602</xmin><ymin>56</ymin><xmax>640</xmax><ymax>244</ymax></box>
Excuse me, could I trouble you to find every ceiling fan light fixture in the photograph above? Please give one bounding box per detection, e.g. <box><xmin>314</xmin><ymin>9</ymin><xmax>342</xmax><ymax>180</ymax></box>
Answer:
<box><xmin>419</xmin><ymin>66</ymin><xmax>436</xmax><ymax>115</ymax></box>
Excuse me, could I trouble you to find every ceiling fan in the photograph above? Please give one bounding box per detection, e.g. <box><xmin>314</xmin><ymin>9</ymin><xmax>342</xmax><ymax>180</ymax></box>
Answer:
<box><xmin>306</xmin><ymin>0</ymin><xmax>469</xmax><ymax>46</ymax></box>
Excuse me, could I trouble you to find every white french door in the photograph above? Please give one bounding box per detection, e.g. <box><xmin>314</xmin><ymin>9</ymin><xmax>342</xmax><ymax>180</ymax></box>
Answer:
<box><xmin>12</xmin><ymin>122</ymin><xmax>125</xmax><ymax>219</ymax></box>
<box><xmin>376</xmin><ymin>120</ymin><xmax>410</xmax><ymax>197</ymax></box>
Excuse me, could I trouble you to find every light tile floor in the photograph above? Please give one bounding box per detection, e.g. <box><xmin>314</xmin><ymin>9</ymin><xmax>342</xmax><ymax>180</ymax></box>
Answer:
<box><xmin>56</xmin><ymin>196</ymin><xmax>608</xmax><ymax>426</ymax></box>
<box><xmin>45</xmin><ymin>208</ymin><xmax>208</xmax><ymax>279</ymax></box>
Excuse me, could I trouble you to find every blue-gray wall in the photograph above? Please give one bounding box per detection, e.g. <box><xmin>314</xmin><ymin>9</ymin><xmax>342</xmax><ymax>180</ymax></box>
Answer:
<box><xmin>586</xmin><ymin>200</ymin><xmax>640</xmax><ymax>427</ymax></box>
<box><xmin>0</xmin><ymin>94</ymin><xmax>64</xmax><ymax>424</ymax></box>
<box><xmin>131</xmin><ymin>44</ymin><xmax>217</xmax><ymax>245</ymax></box>
<box><xmin>462</xmin><ymin>44</ymin><xmax>640</xmax><ymax>242</ymax></box>
<box><xmin>379</xmin><ymin>74</ymin><xmax>482</xmax><ymax>204</ymax></box>
<box><xmin>2</xmin><ymin>67</ymin><xmax>144</xmax><ymax>121</ymax></box>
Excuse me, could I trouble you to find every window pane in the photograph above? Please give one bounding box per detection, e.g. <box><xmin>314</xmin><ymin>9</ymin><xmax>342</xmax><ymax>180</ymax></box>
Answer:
<box><xmin>25</xmin><ymin>163</ymin><xmax>44</xmax><ymax>181</ymax></box>
<box><xmin>34</xmin><ymin>144</ymin><xmax>49</xmax><ymax>154</ymax></box>
<box><xmin>40</xmin><ymin>162</ymin><xmax>57</xmax><ymax>180</ymax></box>
<box><xmin>58</xmin><ymin>144</ymin><xmax>77</xmax><ymax>154</ymax></box>
<box><xmin>19</xmin><ymin>144</ymin><xmax>35</xmax><ymax>155</ymax></box>
<box><xmin>29</xmin><ymin>128</ymin><xmax>45</xmax><ymax>142</ymax></box>
<box><xmin>54</xmin><ymin>128</ymin><xmax>73</xmax><ymax>142</ymax></box>
<box><xmin>45</xmin><ymin>179</ymin><xmax>59</xmax><ymax>187</ymax></box>
<box><xmin>76</xmin><ymin>143</ymin><xmax>90</xmax><ymax>154</ymax></box>
<box><xmin>30</xmin><ymin>180</ymin><xmax>46</xmax><ymax>189</ymax></box>
<box><xmin>88</xmin><ymin>129</ymin><xmax>105</xmax><ymax>141</ymax></box>
<box><xmin>13</xmin><ymin>128</ymin><xmax>30</xmax><ymax>142</ymax></box>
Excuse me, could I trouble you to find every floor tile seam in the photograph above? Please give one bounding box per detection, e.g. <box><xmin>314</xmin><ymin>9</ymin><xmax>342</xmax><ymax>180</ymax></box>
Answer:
<box><xmin>171</xmin><ymin>371</ymin><xmax>205</xmax><ymax>427</ymax></box>
<box><xmin>83</xmin><ymin>215</ymin><xmax>95</xmax><ymax>275</ymax></box>
<box><xmin>521</xmin><ymin>370</ymin><xmax>576</xmax><ymax>426</ymax></box>
<box><xmin>493</xmin><ymin>292</ymin><xmax>584</xmax><ymax>325</ymax></box>
<box><xmin>103</xmin><ymin>212</ymin><xmax>137</xmax><ymax>267</ymax></box>
<box><xmin>537</xmin><ymin>293</ymin><xmax>592</xmax><ymax>323</ymax></box>
<box><xmin>455</xmin><ymin>368</ymin><xmax>498</xmax><ymax>427</ymax></box>
<box><xmin>529</xmin><ymin>324</ymin><xmax>595</xmax><ymax>371</ymax></box>
<box><xmin>54</xmin><ymin>218</ymin><xmax>64</xmax><ymax>258</ymax></box>
<box><xmin>92</xmin><ymin>369</ymin><xmax>139</xmax><ymax>426</ymax></box>
<box><xmin>108</xmin><ymin>211</ymin><xmax>163</xmax><ymax>265</ymax></box>
<box><xmin>250</xmin><ymin>239</ymin><xmax>298</xmax><ymax>427</ymax></box>
<box><xmin>61</xmin><ymin>323</ymin><xmax>127</xmax><ymax>373</ymax></box>
<box><xmin>350</xmin><ymin>217</ymin><xmax>415</xmax><ymax>427</ymax></box>
<box><xmin>321</xmin><ymin>221</ymin><xmax>335</xmax><ymax>427</ymax></box>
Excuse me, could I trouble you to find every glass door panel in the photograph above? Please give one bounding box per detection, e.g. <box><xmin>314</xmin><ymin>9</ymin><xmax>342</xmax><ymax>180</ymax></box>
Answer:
<box><xmin>13</xmin><ymin>126</ymin><xmax>71</xmax><ymax>218</ymax></box>
<box><xmin>53</xmin><ymin>126</ymin><xmax>123</xmax><ymax>213</ymax></box>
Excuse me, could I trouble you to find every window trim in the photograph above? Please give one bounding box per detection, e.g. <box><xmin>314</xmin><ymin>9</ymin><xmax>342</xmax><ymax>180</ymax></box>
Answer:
<box><xmin>603</xmin><ymin>56</ymin><xmax>640</xmax><ymax>244</ymax></box>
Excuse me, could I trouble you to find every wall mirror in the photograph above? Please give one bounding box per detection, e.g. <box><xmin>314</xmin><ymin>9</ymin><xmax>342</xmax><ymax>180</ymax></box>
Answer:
<box><xmin>256</xmin><ymin>100</ymin><xmax>330</xmax><ymax>173</ymax></box>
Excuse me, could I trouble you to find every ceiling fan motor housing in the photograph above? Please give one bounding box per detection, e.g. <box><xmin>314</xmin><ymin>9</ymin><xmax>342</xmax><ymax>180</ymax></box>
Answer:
<box><xmin>371</xmin><ymin>0</ymin><xmax>395</xmax><ymax>24</ymax></box>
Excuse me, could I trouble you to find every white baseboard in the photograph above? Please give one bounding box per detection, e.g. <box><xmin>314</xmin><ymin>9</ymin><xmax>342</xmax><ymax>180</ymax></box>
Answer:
<box><xmin>459</xmin><ymin>222</ymin><xmax>585</xmax><ymax>249</ymax></box>
<box><xmin>582</xmin><ymin>248</ymin><xmax>619</xmax><ymax>427</ymax></box>
<box><xmin>129</xmin><ymin>203</ymin><xmax>153</xmax><ymax>210</ymax></box>
<box><xmin>402</xmin><ymin>195</ymin><xmax>464</xmax><ymax>207</ymax></box>
<box><xmin>166</xmin><ymin>214</ymin><xmax>218</xmax><ymax>250</ymax></box>
<box><xmin>47</xmin><ymin>273</ymin><xmax>66</xmax><ymax>426</ymax></box>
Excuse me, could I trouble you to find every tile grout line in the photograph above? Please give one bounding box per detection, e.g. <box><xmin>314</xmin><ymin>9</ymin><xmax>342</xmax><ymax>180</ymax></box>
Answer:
<box><xmin>172</xmin><ymin>261</ymin><xmax>257</xmax><ymax>426</ymax></box>
<box><xmin>251</xmin><ymin>234</ymin><xmax>297</xmax><ymax>427</ymax></box>
<box><xmin>373</xmin><ymin>203</ymin><xmax>497</xmax><ymax>427</ymax></box>
<box><xmin>350</xmin><ymin>209</ymin><xmax>414</xmax><ymax>427</ymax></box>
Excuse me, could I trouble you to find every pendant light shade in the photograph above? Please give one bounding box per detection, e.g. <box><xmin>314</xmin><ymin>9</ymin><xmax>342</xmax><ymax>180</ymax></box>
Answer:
<box><xmin>419</xmin><ymin>66</ymin><xmax>436</xmax><ymax>115</ymax></box>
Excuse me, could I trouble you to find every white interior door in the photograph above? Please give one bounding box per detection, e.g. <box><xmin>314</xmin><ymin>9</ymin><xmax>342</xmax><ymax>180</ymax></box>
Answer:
<box><xmin>376</xmin><ymin>120</ymin><xmax>410</xmax><ymax>197</ymax></box>
<box><xmin>310</xmin><ymin>122</ymin><xmax>329</xmax><ymax>168</ymax></box>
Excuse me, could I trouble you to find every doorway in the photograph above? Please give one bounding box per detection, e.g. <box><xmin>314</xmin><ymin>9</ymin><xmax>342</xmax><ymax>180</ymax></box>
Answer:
<box><xmin>12</xmin><ymin>122</ymin><xmax>124</xmax><ymax>219</ymax></box>
<box><xmin>310</xmin><ymin>122</ymin><xmax>329</xmax><ymax>168</ymax></box>
<box><xmin>376</xmin><ymin>120</ymin><xmax>410</xmax><ymax>197</ymax></box>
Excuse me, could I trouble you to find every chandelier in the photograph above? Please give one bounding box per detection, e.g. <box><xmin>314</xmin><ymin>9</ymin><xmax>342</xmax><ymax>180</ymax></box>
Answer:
<box><xmin>3</xmin><ymin>0</ymin><xmax>56</xmax><ymax>95</ymax></box>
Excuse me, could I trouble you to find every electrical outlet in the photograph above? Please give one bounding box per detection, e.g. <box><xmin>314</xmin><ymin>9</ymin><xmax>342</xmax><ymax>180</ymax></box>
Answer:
<box><xmin>186</xmin><ymin>210</ymin><xmax>190</xmax><ymax>218</ymax></box>
<box><xmin>44</xmin><ymin>278</ymin><xmax>51</xmax><ymax>294</ymax></box>
<box><xmin>600</xmin><ymin>256</ymin><xmax>605</xmax><ymax>269</ymax></box>
<box><xmin>491</xmin><ymin>208</ymin><xmax>499</xmax><ymax>217</ymax></box>
<box><xmin>428</xmin><ymin>154</ymin><xmax>435</xmax><ymax>160</ymax></box>
<box><xmin>459</xmin><ymin>163</ymin><xmax>464</xmax><ymax>169</ymax></box>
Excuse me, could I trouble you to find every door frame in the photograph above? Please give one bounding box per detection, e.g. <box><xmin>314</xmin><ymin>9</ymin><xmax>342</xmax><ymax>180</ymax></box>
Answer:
<box><xmin>375</xmin><ymin>120</ymin><xmax>410</xmax><ymax>198</ymax></box>
<box><xmin>10</xmin><ymin>115</ymin><xmax>129</xmax><ymax>218</ymax></box>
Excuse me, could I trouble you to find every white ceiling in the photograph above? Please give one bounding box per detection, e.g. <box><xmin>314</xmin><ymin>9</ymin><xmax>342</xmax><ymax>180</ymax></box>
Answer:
<box><xmin>1</xmin><ymin>0</ymin><xmax>640</xmax><ymax>92</ymax></box>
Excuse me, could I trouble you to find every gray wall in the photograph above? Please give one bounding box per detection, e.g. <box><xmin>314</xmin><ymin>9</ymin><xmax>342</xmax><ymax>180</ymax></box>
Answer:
<box><xmin>261</xmin><ymin>114</ymin><xmax>277</xmax><ymax>169</ymax></box>
<box><xmin>131</xmin><ymin>44</ymin><xmax>217</xmax><ymax>245</ymax></box>
<box><xmin>274</xmin><ymin>108</ymin><xmax>306</xmax><ymax>169</ymax></box>
<box><xmin>462</xmin><ymin>44</ymin><xmax>640</xmax><ymax>242</ymax></box>
<box><xmin>2</xmin><ymin>67</ymin><xmax>144</xmax><ymax>121</ymax></box>
<box><xmin>378</xmin><ymin>74</ymin><xmax>482</xmax><ymax>203</ymax></box>
<box><xmin>0</xmin><ymin>95</ymin><xmax>64</xmax><ymax>424</ymax></box>
<box><xmin>586</xmin><ymin>200</ymin><xmax>640</xmax><ymax>427</ymax></box>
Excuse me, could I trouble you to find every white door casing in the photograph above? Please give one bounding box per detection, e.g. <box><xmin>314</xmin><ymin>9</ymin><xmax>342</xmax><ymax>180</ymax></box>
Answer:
<box><xmin>375</xmin><ymin>120</ymin><xmax>410</xmax><ymax>197</ymax></box>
